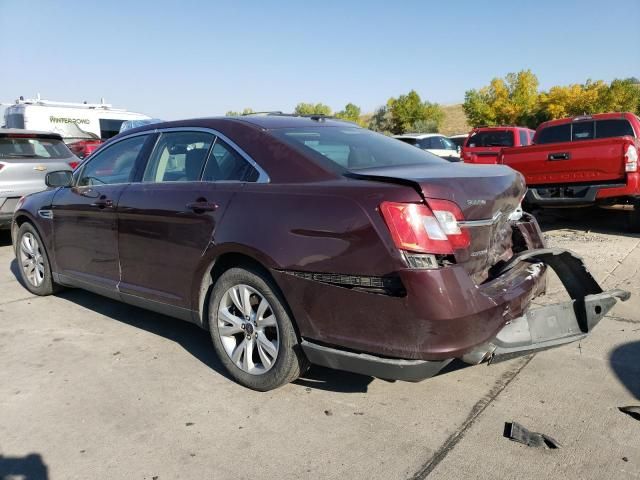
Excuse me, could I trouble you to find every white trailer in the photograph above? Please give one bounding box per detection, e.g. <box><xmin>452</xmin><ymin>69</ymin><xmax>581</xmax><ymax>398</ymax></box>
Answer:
<box><xmin>3</xmin><ymin>95</ymin><xmax>150</xmax><ymax>142</ymax></box>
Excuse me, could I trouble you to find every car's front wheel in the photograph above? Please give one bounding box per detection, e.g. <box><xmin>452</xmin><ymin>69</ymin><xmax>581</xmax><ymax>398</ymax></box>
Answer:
<box><xmin>16</xmin><ymin>222</ymin><xmax>60</xmax><ymax>296</ymax></box>
<box><xmin>208</xmin><ymin>267</ymin><xmax>308</xmax><ymax>391</ymax></box>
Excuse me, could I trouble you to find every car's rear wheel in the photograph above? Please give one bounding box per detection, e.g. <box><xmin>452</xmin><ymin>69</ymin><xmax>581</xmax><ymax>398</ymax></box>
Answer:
<box><xmin>208</xmin><ymin>267</ymin><xmax>308</xmax><ymax>391</ymax></box>
<box><xmin>16</xmin><ymin>222</ymin><xmax>60</xmax><ymax>296</ymax></box>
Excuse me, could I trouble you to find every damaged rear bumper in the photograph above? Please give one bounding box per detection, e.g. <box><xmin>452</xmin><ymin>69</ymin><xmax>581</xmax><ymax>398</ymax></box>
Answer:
<box><xmin>301</xmin><ymin>248</ymin><xmax>629</xmax><ymax>381</ymax></box>
<box><xmin>461</xmin><ymin>248</ymin><xmax>629</xmax><ymax>364</ymax></box>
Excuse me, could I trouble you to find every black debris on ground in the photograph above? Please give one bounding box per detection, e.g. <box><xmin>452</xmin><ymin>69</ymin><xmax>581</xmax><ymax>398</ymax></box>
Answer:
<box><xmin>503</xmin><ymin>421</ymin><xmax>561</xmax><ymax>449</ymax></box>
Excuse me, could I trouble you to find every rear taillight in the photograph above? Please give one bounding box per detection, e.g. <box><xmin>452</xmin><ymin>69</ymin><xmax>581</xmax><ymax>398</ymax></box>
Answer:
<box><xmin>625</xmin><ymin>144</ymin><xmax>638</xmax><ymax>173</ymax></box>
<box><xmin>380</xmin><ymin>200</ymin><xmax>470</xmax><ymax>256</ymax></box>
<box><xmin>68</xmin><ymin>161</ymin><xmax>80</xmax><ymax>169</ymax></box>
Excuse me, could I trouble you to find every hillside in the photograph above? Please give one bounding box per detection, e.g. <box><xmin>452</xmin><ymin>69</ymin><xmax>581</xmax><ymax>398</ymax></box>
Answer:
<box><xmin>440</xmin><ymin>104</ymin><xmax>470</xmax><ymax>135</ymax></box>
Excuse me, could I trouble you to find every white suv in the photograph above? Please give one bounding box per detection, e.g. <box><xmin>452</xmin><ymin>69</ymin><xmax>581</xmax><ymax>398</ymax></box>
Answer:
<box><xmin>393</xmin><ymin>133</ymin><xmax>461</xmax><ymax>162</ymax></box>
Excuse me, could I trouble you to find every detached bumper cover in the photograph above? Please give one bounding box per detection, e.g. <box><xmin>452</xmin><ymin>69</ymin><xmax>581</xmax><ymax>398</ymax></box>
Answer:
<box><xmin>462</xmin><ymin>248</ymin><xmax>630</xmax><ymax>364</ymax></box>
<box><xmin>302</xmin><ymin>248</ymin><xmax>629</xmax><ymax>381</ymax></box>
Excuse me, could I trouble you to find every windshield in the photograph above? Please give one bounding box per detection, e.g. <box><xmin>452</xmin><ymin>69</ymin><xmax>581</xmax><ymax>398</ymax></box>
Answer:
<box><xmin>272</xmin><ymin>127</ymin><xmax>445</xmax><ymax>170</ymax></box>
<box><xmin>466</xmin><ymin>130</ymin><xmax>514</xmax><ymax>148</ymax></box>
<box><xmin>0</xmin><ymin>136</ymin><xmax>74</xmax><ymax>159</ymax></box>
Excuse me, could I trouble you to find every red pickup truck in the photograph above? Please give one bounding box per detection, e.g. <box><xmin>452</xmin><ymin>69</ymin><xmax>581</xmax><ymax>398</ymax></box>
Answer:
<box><xmin>461</xmin><ymin>126</ymin><xmax>535</xmax><ymax>164</ymax></box>
<box><xmin>499</xmin><ymin>112</ymin><xmax>640</xmax><ymax>231</ymax></box>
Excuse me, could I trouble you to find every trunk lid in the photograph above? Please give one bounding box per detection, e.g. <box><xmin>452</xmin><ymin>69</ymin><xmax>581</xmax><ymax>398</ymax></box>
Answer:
<box><xmin>351</xmin><ymin>163</ymin><xmax>526</xmax><ymax>281</ymax></box>
<box><xmin>462</xmin><ymin>146</ymin><xmax>502</xmax><ymax>164</ymax></box>
<box><xmin>501</xmin><ymin>138</ymin><xmax>628</xmax><ymax>185</ymax></box>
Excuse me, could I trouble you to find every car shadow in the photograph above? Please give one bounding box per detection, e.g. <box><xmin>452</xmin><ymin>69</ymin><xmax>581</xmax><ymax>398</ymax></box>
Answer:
<box><xmin>0</xmin><ymin>229</ymin><xmax>12</xmax><ymax>247</ymax></box>
<box><xmin>533</xmin><ymin>206</ymin><xmax>639</xmax><ymax>237</ymax></box>
<box><xmin>609</xmin><ymin>341</ymin><xmax>640</xmax><ymax>400</ymax></box>
<box><xmin>0</xmin><ymin>453</ymin><xmax>48</xmax><ymax>480</ymax></box>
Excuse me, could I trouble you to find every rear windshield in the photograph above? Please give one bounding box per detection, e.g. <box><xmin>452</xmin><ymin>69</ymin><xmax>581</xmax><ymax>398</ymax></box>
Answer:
<box><xmin>536</xmin><ymin>119</ymin><xmax>636</xmax><ymax>144</ymax></box>
<box><xmin>0</xmin><ymin>136</ymin><xmax>73</xmax><ymax>159</ymax></box>
<box><xmin>271</xmin><ymin>127</ymin><xmax>445</xmax><ymax>170</ymax></box>
<box><xmin>465</xmin><ymin>130</ymin><xmax>514</xmax><ymax>148</ymax></box>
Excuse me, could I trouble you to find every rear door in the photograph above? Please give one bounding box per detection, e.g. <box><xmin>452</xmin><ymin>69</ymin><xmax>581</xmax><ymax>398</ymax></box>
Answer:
<box><xmin>506</xmin><ymin>122</ymin><xmax>627</xmax><ymax>185</ymax></box>
<box><xmin>52</xmin><ymin>134</ymin><xmax>151</xmax><ymax>293</ymax></box>
<box><xmin>117</xmin><ymin>130</ymin><xmax>260</xmax><ymax>311</ymax></box>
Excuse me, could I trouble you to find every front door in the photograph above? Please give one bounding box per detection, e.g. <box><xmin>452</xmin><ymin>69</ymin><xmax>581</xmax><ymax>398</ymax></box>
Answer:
<box><xmin>52</xmin><ymin>134</ymin><xmax>150</xmax><ymax>293</ymax></box>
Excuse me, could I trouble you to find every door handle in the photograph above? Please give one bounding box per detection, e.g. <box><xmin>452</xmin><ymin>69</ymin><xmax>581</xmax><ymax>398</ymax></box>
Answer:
<box><xmin>186</xmin><ymin>201</ymin><xmax>219</xmax><ymax>213</ymax></box>
<box><xmin>548</xmin><ymin>152</ymin><xmax>571</xmax><ymax>161</ymax></box>
<box><xmin>91</xmin><ymin>195</ymin><xmax>113</xmax><ymax>209</ymax></box>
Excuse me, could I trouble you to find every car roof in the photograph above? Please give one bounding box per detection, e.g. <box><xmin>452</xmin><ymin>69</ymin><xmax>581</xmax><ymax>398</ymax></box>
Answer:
<box><xmin>393</xmin><ymin>133</ymin><xmax>442</xmax><ymax>139</ymax></box>
<box><xmin>0</xmin><ymin>128</ymin><xmax>63</xmax><ymax>138</ymax></box>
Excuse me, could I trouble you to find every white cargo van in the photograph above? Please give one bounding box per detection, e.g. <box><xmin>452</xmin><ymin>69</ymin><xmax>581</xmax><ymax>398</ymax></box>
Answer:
<box><xmin>3</xmin><ymin>95</ymin><xmax>150</xmax><ymax>143</ymax></box>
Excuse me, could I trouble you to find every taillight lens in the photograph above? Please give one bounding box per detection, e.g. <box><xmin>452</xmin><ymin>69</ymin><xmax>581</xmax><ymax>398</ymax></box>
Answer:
<box><xmin>625</xmin><ymin>144</ymin><xmax>638</xmax><ymax>172</ymax></box>
<box><xmin>380</xmin><ymin>200</ymin><xmax>470</xmax><ymax>255</ymax></box>
<box><xmin>68</xmin><ymin>161</ymin><xmax>80</xmax><ymax>169</ymax></box>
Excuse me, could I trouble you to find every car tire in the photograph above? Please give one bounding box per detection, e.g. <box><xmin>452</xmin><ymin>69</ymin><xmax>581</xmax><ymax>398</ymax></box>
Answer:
<box><xmin>15</xmin><ymin>222</ymin><xmax>61</xmax><ymax>296</ymax></box>
<box><xmin>208</xmin><ymin>266</ymin><xmax>309</xmax><ymax>391</ymax></box>
<box><xmin>629</xmin><ymin>198</ymin><xmax>640</xmax><ymax>233</ymax></box>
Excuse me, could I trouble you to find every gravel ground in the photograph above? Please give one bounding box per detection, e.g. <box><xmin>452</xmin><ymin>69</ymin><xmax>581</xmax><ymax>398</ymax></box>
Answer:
<box><xmin>0</xmin><ymin>207</ymin><xmax>638</xmax><ymax>480</ymax></box>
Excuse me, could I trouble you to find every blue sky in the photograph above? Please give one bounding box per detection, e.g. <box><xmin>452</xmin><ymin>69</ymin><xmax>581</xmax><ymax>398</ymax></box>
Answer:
<box><xmin>1</xmin><ymin>0</ymin><xmax>638</xmax><ymax>119</ymax></box>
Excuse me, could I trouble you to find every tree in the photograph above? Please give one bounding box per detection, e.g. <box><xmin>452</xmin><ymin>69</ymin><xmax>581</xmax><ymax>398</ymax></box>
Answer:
<box><xmin>410</xmin><ymin>119</ymin><xmax>439</xmax><ymax>133</ymax></box>
<box><xmin>387</xmin><ymin>90</ymin><xmax>444</xmax><ymax>134</ymax></box>
<box><xmin>225</xmin><ymin>108</ymin><xmax>254</xmax><ymax>116</ymax></box>
<box><xmin>293</xmin><ymin>103</ymin><xmax>332</xmax><ymax>116</ymax></box>
<box><xmin>463</xmin><ymin>70</ymin><xmax>540</xmax><ymax>128</ymax></box>
<box><xmin>368</xmin><ymin>105</ymin><xmax>393</xmax><ymax>134</ymax></box>
<box><xmin>335</xmin><ymin>103</ymin><xmax>361</xmax><ymax>123</ymax></box>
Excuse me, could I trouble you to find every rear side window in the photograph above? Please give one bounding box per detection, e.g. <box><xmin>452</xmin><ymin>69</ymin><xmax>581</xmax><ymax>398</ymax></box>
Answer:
<box><xmin>466</xmin><ymin>130</ymin><xmax>514</xmax><ymax>147</ymax></box>
<box><xmin>0</xmin><ymin>136</ymin><xmax>73</xmax><ymax>159</ymax></box>
<box><xmin>396</xmin><ymin>138</ymin><xmax>418</xmax><ymax>147</ymax></box>
<box><xmin>78</xmin><ymin>135</ymin><xmax>147</xmax><ymax>186</ymax></box>
<box><xmin>202</xmin><ymin>139</ymin><xmax>258</xmax><ymax>182</ymax></box>
<box><xmin>536</xmin><ymin>124</ymin><xmax>571</xmax><ymax>144</ymax></box>
<box><xmin>596</xmin><ymin>119</ymin><xmax>635</xmax><ymax>139</ymax></box>
<box><xmin>143</xmin><ymin>131</ymin><xmax>214</xmax><ymax>183</ymax></box>
<box><xmin>572</xmin><ymin>121</ymin><xmax>595</xmax><ymax>141</ymax></box>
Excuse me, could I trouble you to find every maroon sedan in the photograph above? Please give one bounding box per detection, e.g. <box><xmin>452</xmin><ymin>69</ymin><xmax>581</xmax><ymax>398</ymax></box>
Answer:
<box><xmin>11</xmin><ymin>115</ymin><xmax>628</xmax><ymax>390</ymax></box>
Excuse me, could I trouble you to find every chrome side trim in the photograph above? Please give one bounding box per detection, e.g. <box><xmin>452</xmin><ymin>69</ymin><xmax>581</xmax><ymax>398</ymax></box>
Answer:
<box><xmin>458</xmin><ymin>210</ymin><xmax>502</xmax><ymax>228</ymax></box>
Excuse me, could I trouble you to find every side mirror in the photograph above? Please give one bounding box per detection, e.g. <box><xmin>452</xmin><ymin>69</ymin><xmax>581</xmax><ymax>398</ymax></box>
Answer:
<box><xmin>45</xmin><ymin>170</ymin><xmax>74</xmax><ymax>188</ymax></box>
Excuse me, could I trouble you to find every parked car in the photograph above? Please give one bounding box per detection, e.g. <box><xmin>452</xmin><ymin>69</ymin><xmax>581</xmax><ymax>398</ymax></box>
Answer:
<box><xmin>461</xmin><ymin>126</ymin><xmax>535</xmax><ymax>164</ymax></box>
<box><xmin>12</xmin><ymin>116</ymin><xmax>628</xmax><ymax>390</ymax></box>
<box><xmin>499</xmin><ymin>112</ymin><xmax>640</xmax><ymax>231</ymax></box>
<box><xmin>67</xmin><ymin>138</ymin><xmax>102</xmax><ymax>159</ymax></box>
<box><xmin>0</xmin><ymin>129</ymin><xmax>77</xmax><ymax>229</ymax></box>
<box><xmin>448</xmin><ymin>133</ymin><xmax>468</xmax><ymax>149</ymax></box>
<box><xmin>393</xmin><ymin>133</ymin><xmax>461</xmax><ymax>161</ymax></box>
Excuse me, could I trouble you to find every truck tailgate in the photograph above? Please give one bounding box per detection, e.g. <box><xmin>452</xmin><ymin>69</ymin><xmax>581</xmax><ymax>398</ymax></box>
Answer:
<box><xmin>501</xmin><ymin>138</ymin><xmax>627</xmax><ymax>185</ymax></box>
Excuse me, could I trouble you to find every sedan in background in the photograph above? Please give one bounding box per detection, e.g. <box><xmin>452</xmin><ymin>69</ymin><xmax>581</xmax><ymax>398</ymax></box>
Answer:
<box><xmin>0</xmin><ymin>129</ymin><xmax>77</xmax><ymax>229</ymax></box>
<box><xmin>393</xmin><ymin>133</ymin><xmax>461</xmax><ymax>161</ymax></box>
<box><xmin>12</xmin><ymin>116</ymin><xmax>627</xmax><ymax>390</ymax></box>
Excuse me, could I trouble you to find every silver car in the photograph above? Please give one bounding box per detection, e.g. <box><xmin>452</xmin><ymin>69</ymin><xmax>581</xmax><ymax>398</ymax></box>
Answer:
<box><xmin>0</xmin><ymin>129</ymin><xmax>77</xmax><ymax>229</ymax></box>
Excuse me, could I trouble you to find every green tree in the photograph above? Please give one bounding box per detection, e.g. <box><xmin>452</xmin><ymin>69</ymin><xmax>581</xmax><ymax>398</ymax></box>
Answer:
<box><xmin>368</xmin><ymin>105</ymin><xmax>393</xmax><ymax>134</ymax></box>
<box><xmin>335</xmin><ymin>103</ymin><xmax>362</xmax><ymax>123</ymax></box>
<box><xmin>293</xmin><ymin>103</ymin><xmax>332</xmax><ymax>116</ymax></box>
<box><xmin>225</xmin><ymin>108</ymin><xmax>254</xmax><ymax>116</ymax></box>
<box><xmin>463</xmin><ymin>70</ymin><xmax>540</xmax><ymax>128</ymax></box>
<box><xmin>387</xmin><ymin>90</ymin><xmax>444</xmax><ymax>134</ymax></box>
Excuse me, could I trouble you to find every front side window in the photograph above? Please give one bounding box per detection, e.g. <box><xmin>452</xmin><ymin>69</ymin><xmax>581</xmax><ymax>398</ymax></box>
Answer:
<box><xmin>518</xmin><ymin>130</ymin><xmax>528</xmax><ymax>146</ymax></box>
<box><xmin>143</xmin><ymin>131</ymin><xmax>214</xmax><ymax>183</ymax></box>
<box><xmin>272</xmin><ymin>127</ymin><xmax>444</xmax><ymax>171</ymax></box>
<box><xmin>440</xmin><ymin>137</ymin><xmax>457</xmax><ymax>150</ymax></box>
<box><xmin>536</xmin><ymin>124</ymin><xmax>571</xmax><ymax>144</ymax></box>
<box><xmin>202</xmin><ymin>139</ymin><xmax>258</xmax><ymax>182</ymax></box>
<box><xmin>78</xmin><ymin>135</ymin><xmax>147</xmax><ymax>186</ymax></box>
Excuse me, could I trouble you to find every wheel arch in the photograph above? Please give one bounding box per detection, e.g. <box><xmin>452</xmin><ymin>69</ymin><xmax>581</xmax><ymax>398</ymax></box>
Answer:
<box><xmin>194</xmin><ymin>250</ymin><xmax>300</xmax><ymax>338</ymax></box>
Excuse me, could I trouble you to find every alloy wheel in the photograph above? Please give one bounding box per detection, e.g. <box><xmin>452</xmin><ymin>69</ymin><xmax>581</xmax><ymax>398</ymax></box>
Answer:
<box><xmin>19</xmin><ymin>232</ymin><xmax>45</xmax><ymax>287</ymax></box>
<box><xmin>217</xmin><ymin>284</ymin><xmax>280</xmax><ymax>375</ymax></box>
